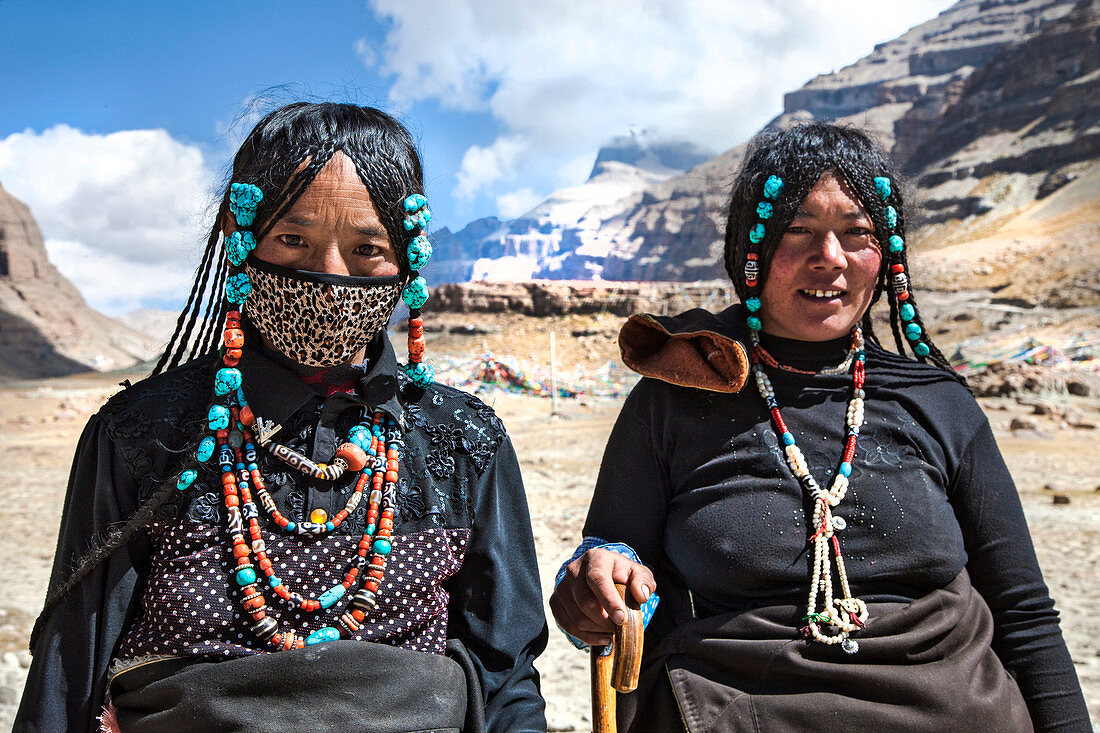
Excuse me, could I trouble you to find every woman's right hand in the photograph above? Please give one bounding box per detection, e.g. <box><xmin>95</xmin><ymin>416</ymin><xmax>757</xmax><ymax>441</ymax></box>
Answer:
<box><xmin>549</xmin><ymin>548</ymin><xmax>656</xmax><ymax>646</ymax></box>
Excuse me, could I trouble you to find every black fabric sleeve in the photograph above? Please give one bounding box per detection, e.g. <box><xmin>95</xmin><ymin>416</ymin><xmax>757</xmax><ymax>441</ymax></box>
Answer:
<box><xmin>445</xmin><ymin>435</ymin><xmax>547</xmax><ymax>733</ymax></box>
<box><xmin>951</xmin><ymin>421</ymin><xmax>1090</xmax><ymax>732</ymax></box>
<box><xmin>583</xmin><ymin>381</ymin><xmax>670</xmax><ymax>565</ymax></box>
<box><xmin>14</xmin><ymin>414</ymin><xmax>148</xmax><ymax>733</ymax></box>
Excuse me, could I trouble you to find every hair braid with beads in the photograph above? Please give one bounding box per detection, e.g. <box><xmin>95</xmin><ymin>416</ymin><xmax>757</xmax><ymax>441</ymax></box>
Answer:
<box><xmin>32</xmin><ymin>103</ymin><xmax>427</xmax><ymax>652</ymax></box>
<box><xmin>724</xmin><ymin>121</ymin><xmax>960</xmax><ymax>379</ymax></box>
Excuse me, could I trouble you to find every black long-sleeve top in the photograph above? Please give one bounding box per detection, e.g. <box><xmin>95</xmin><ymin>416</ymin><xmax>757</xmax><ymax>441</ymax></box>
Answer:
<box><xmin>584</xmin><ymin>306</ymin><xmax>1089</xmax><ymax>732</ymax></box>
<box><xmin>16</xmin><ymin>332</ymin><xmax>547</xmax><ymax>733</ymax></box>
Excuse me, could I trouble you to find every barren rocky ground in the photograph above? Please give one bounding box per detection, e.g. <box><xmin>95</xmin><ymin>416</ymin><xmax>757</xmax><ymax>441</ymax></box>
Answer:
<box><xmin>0</xmin><ymin>311</ymin><xmax>1097</xmax><ymax>731</ymax></box>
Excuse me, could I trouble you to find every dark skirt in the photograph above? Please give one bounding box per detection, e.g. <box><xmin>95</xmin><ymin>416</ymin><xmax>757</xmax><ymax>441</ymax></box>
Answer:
<box><xmin>619</xmin><ymin>571</ymin><xmax>1032</xmax><ymax>732</ymax></box>
<box><xmin>108</xmin><ymin>639</ymin><xmax>484</xmax><ymax>733</ymax></box>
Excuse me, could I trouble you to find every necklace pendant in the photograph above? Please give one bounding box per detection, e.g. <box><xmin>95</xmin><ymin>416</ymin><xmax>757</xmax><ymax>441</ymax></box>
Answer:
<box><xmin>841</xmin><ymin>636</ymin><xmax>859</xmax><ymax>654</ymax></box>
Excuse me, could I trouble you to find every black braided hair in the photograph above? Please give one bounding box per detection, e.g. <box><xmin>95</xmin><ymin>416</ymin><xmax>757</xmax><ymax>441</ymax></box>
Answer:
<box><xmin>32</xmin><ymin>103</ymin><xmax>427</xmax><ymax>652</ymax></box>
<box><xmin>723</xmin><ymin>121</ymin><xmax>960</xmax><ymax>379</ymax></box>
<box><xmin>152</xmin><ymin>102</ymin><xmax>425</xmax><ymax>376</ymax></box>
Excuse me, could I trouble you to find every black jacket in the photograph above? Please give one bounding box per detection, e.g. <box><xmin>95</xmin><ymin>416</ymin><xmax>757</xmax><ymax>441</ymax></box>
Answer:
<box><xmin>16</xmin><ymin>333</ymin><xmax>548</xmax><ymax>733</ymax></box>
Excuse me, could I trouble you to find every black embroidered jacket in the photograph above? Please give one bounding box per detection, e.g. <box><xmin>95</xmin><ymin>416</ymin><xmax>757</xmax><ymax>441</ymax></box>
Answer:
<box><xmin>15</xmin><ymin>334</ymin><xmax>548</xmax><ymax>733</ymax></box>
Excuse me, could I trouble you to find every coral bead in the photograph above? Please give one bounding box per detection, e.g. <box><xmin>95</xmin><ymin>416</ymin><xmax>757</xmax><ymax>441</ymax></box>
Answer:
<box><xmin>334</xmin><ymin>443</ymin><xmax>368</xmax><ymax>472</ymax></box>
<box><xmin>408</xmin><ymin>335</ymin><xmax>425</xmax><ymax>359</ymax></box>
<box><xmin>224</xmin><ymin>328</ymin><xmax>245</xmax><ymax>349</ymax></box>
<box><xmin>238</xmin><ymin>405</ymin><xmax>255</xmax><ymax>427</ymax></box>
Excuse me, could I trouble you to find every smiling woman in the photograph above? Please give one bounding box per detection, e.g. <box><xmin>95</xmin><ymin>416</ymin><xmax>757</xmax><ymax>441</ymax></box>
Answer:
<box><xmin>551</xmin><ymin>122</ymin><xmax>1090</xmax><ymax>732</ymax></box>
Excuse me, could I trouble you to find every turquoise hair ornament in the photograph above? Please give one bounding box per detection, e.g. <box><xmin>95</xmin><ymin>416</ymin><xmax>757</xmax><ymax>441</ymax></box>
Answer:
<box><xmin>403</xmin><ymin>193</ymin><xmax>428</xmax><ymax>212</ymax></box>
<box><xmin>745</xmin><ymin>297</ymin><xmax>761</xmax><ymax>312</ymax></box>
<box><xmin>763</xmin><ymin>175</ymin><xmax>784</xmax><ymax>200</ymax></box>
<box><xmin>405</xmin><ymin>361</ymin><xmax>435</xmax><ymax>388</ymax></box>
<box><xmin>899</xmin><ymin>303</ymin><xmax>916</xmax><ymax>321</ymax></box>
<box><xmin>225</xmin><ymin>231</ymin><xmax>257</xmax><ymax>267</ymax></box>
<box><xmin>748</xmin><ymin>223</ymin><xmax>766</xmax><ymax>245</ymax></box>
<box><xmin>402</xmin><ymin>276</ymin><xmax>429</xmax><ymax>309</ymax></box>
<box><xmin>404</xmin><ymin>208</ymin><xmax>431</xmax><ymax>231</ymax></box>
<box><xmin>885</xmin><ymin>205</ymin><xmax>898</xmax><ymax>228</ymax></box>
<box><xmin>888</xmin><ymin>235</ymin><xmax>905</xmax><ymax>254</ymax></box>
<box><xmin>225</xmin><ymin>273</ymin><xmax>252</xmax><ymax>304</ymax></box>
<box><xmin>408</xmin><ymin>234</ymin><xmax>433</xmax><ymax>272</ymax></box>
<box><xmin>229</xmin><ymin>183</ymin><xmax>264</xmax><ymax>227</ymax></box>
<box><xmin>756</xmin><ymin>202</ymin><xmax>773</xmax><ymax>220</ymax></box>
<box><xmin>914</xmin><ymin>342</ymin><xmax>931</xmax><ymax>357</ymax></box>
<box><xmin>874</xmin><ymin>177</ymin><xmax>892</xmax><ymax>200</ymax></box>
<box><xmin>904</xmin><ymin>322</ymin><xmax>923</xmax><ymax>341</ymax></box>
<box><xmin>747</xmin><ymin>316</ymin><xmax>762</xmax><ymax>331</ymax></box>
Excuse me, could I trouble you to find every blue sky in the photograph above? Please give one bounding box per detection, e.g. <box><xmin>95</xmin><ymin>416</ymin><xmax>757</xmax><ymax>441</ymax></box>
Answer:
<box><xmin>0</xmin><ymin>0</ymin><xmax>954</xmax><ymax>315</ymax></box>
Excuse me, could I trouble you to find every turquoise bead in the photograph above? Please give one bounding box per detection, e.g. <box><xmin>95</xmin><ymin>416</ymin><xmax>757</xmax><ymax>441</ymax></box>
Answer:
<box><xmin>407</xmin><ymin>234</ymin><xmax>433</xmax><ymax>271</ymax></box>
<box><xmin>196</xmin><ymin>436</ymin><xmax>216</xmax><ymax>462</ymax></box>
<box><xmin>747</xmin><ymin>316</ymin><xmax>762</xmax><ymax>331</ymax></box>
<box><xmin>372</xmin><ymin>538</ymin><xmax>392</xmax><ymax>556</ymax></box>
<box><xmin>225</xmin><ymin>273</ymin><xmax>252</xmax><ymax>304</ymax></box>
<box><xmin>305</xmin><ymin>627</ymin><xmax>340</xmax><ymax>645</ymax></box>
<box><xmin>403</xmin><ymin>193</ymin><xmax>428</xmax><ymax>212</ymax></box>
<box><xmin>176</xmin><ymin>469</ymin><xmax>197</xmax><ymax>491</ymax></box>
<box><xmin>745</xmin><ymin>297</ymin><xmax>761</xmax><ymax>312</ymax></box>
<box><xmin>755</xmin><ymin>202</ymin><xmax>773</xmax><ymax>220</ymax></box>
<box><xmin>225</xmin><ymin>230</ymin><xmax>257</xmax><ymax>266</ymax></box>
<box><xmin>874</xmin><ymin>176</ymin><xmax>892</xmax><ymax>199</ymax></box>
<box><xmin>914</xmin><ymin>342</ymin><xmax>931</xmax><ymax>357</ymax></box>
<box><xmin>208</xmin><ymin>405</ymin><xmax>230</xmax><ymax>430</ymax></box>
<box><xmin>319</xmin><ymin>583</ymin><xmax>347</xmax><ymax>609</ymax></box>
<box><xmin>214</xmin><ymin>367</ymin><xmax>243</xmax><ymax>396</ymax></box>
<box><xmin>269</xmin><ymin>575</ymin><xmax>281</xmax><ymax>587</ymax></box>
<box><xmin>748</xmin><ymin>223</ymin><xmax>765</xmax><ymax>244</ymax></box>
<box><xmin>229</xmin><ymin>183</ymin><xmax>264</xmax><ymax>227</ymax></box>
<box><xmin>367</xmin><ymin>523</ymin><xmax>376</xmax><ymax>535</ymax></box>
<box><xmin>839</xmin><ymin>461</ymin><xmax>852</xmax><ymax>477</ymax></box>
<box><xmin>888</xmin><ymin>235</ymin><xmax>905</xmax><ymax>253</ymax></box>
<box><xmin>404</xmin><ymin>361</ymin><xmax>434</xmax><ymax>388</ymax></box>
<box><xmin>286</xmin><ymin>522</ymin><xmax>296</xmax><ymax>531</ymax></box>
<box><xmin>885</xmin><ymin>205</ymin><xmax>898</xmax><ymax>228</ymax></box>
<box><xmin>235</xmin><ymin>567</ymin><xmax>256</xmax><ymax>586</ymax></box>
<box><xmin>900</xmin><ymin>303</ymin><xmax>915</xmax><ymax>321</ymax></box>
<box><xmin>402</xmin><ymin>276</ymin><xmax>429</xmax><ymax>309</ymax></box>
<box><xmin>763</xmin><ymin>175</ymin><xmax>784</xmax><ymax>200</ymax></box>
<box><xmin>905</xmin><ymin>323</ymin><xmax>922</xmax><ymax>341</ymax></box>
<box><xmin>782</xmin><ymin>432</ymin><xmax>795</xmax><ymax>446</ymax></box>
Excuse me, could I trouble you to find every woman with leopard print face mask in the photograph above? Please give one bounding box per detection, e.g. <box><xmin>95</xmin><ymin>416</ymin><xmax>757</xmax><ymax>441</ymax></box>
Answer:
<box><xmin>17</xmin><ymin>103</ymin><xmax>547</xmax><ymax>733</ymax></box>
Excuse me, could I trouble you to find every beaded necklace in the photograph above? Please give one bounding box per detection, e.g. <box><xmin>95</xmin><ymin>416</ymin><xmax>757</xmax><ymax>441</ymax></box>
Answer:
<box><xmin>168</xmin><ymin>185</ymin><xmax>437</xmax><ymax>652</ymax></box>
<box><xmin>749</xmin><ymin>327</ymin><xmax>869</xmax><ymax>653</ymax></box>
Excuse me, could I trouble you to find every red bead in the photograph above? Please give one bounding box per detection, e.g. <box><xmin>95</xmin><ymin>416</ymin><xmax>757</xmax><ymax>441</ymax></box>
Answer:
<box><xmin>335</xmin><ymin>443</ymin><xmax>368</xmax><ymax>471</ymax></box>
<box><xmin>224</xmin><ymin>328</ymin><xmax>245</xmax><ymax>349</ymax></box>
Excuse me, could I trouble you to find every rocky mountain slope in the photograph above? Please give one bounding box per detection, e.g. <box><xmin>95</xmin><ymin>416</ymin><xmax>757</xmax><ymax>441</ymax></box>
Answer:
<box><xmin>432</xmin><ymin>0</ymin><xmax>1100</xmax><ymax>309</ymax></box>
<box><xmin>0</xmin><ymin>182</ymin><xmax>160</xmax><ymax>379</ymax></box>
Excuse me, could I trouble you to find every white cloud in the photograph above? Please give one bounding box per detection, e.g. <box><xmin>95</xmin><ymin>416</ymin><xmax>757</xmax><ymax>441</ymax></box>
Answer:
<box><xmin>452</xmin><ymin>135</ymin><xmax>528</xmax><ymax>200</ymax></box>
<box><xmin>0</xmin><ymin>125</ymin><xmax>215</xmax><ymax>315</ymax></box>
<box><xmin>363</xmin><ymin>0</ymin><xmax>955</xmax><ymax>213</ymax></box>
<box><xmin>496</xmin><ymin>187</ymin><xmax>542</xmax><ymax>219</ymax></box>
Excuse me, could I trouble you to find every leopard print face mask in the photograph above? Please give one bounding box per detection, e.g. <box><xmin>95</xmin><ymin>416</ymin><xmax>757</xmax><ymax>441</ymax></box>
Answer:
<box><xmin>243</xmin><ymin>256</ymin><xmax>403</xmax><ymax>367</ymax></box>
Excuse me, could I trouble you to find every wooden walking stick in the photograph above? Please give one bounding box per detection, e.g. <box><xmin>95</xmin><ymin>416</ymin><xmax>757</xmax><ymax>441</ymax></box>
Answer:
<box><xmin>591</xmin><ymin>584</ymin><xmax>644</xmax><ymax>733</ymax></box>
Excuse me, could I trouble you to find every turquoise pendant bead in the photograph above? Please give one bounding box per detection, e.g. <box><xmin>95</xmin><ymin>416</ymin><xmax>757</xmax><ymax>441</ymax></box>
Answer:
<box><xmin>885</xmin><ymin>205</ymin><xmax>898</xmax><ymax>228</ymax></box>
<box><xmin>208</xmin><ymin>405</ymin><xmax>230</xmax><ymax>430</ymax></box>
<box><xmin>196</xmin><ymin>436</ymin><xmax>216</xmax><ymax>462</ymax></box>
<box><xmin>372</xmin><ymin>538</ymin><xmax>392</xmax><ymax>556</ymax></box>
<box><xmin>900</xmin><ymin>303</ymin><xmax>915</xmax><ymax>321</ymax></box>
<box><xmin>214</xmin><ymin>367</ymin><xmax>243</xmax><ymax>396</ymax></box>
<box><xmin>305</xmin><ymin>627</ymin><xmax>341</xmax><ymax>645</ymax></box>
<box><xmin>319</xmin><ymin>583</ymin><xmax>347</xmax><ymax>609</ymax></box>
<box><xmin>235</xmin><ymin>567</ymin><xmax>256</xmax><ymax>586</ymax></box>
<box><xmin>874</xmin><ymin>176</ymin><xmax>892</xmax><ymax>199</ymax></box>
<box><xmin>225</xmin><ymin>273</ymin><xmax>252</xmax><ymax>304</ymax></box>
<box><xmin>176</xmin><ymin>469</ymin><xmax>197</xmax><ymax>491</ymax></box>
<box><xmin>888</xmin><ymin>235</ymin><xmax>905</xmax><ymax>253</ymax></box>
<box><xmin>402</xmin><ymin>276</ymin><xmax>429</xmax><ymax>309</ymax></box>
